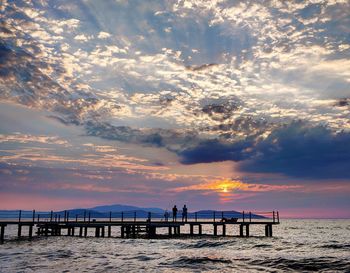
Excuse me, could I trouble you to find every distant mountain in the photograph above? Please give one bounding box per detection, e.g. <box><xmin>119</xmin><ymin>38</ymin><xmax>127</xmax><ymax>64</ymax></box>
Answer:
<box><xmin>88</xmin><ymin>204</ymin><xmax>164</xmax><ymax>214</ymax></box>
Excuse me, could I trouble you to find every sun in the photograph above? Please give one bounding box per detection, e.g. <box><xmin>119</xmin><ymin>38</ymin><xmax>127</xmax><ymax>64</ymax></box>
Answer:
<box><xmin>221</xmin><ymin>184</ymin><xmax>229</xmax><ymax>193</ymax></box>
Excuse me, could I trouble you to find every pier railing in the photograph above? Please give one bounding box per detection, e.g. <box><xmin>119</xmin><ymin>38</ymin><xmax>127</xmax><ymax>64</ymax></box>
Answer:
<box><xmin>0</xmin><ymin>210</ymin><xmax>279</xmax><ymax>224</ymax></box>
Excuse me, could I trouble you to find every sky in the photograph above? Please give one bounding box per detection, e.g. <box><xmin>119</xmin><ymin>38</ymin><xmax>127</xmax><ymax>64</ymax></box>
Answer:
<box><xmin>0</xmin><ymin>0</ymin><xmax>349</xmax><ymax>218</ymax></box>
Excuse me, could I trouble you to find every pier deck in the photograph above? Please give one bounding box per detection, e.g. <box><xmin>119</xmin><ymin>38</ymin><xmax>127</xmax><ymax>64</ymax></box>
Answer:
<box><xmin>0</xmin><ymin>210</ymin><xmax>279</xmax><ymax>243</ymax></box>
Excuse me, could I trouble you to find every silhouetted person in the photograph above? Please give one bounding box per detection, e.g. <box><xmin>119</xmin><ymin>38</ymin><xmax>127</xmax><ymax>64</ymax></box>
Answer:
<box><xmin>182</xmin><ymin>204</ymin><xmax>188</xmax><ymax>222</ymax></box>
<box><xmin>164</xmin><ymin>210</ymin><xmax>169</xmax><ymax>222</ymax></box>
<box><xmin>172</xmin><ymin>205</ymin><xmax>178</xmax><ymax>222</ymax></box>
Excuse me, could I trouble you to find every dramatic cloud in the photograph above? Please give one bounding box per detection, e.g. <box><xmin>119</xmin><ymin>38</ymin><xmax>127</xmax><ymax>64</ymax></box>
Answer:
<box><xmin>1</xmin><ymin>0</ymin><xmax>349</xmax><ymax>215</ymax></box>
<box><xmin>178</xmin><ymin>122</ymin><xmax>350</xmax><ymax>179</ymax></box>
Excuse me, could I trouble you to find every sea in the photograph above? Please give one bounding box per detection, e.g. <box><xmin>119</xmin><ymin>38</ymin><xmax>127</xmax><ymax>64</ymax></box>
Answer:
<box><xmin>0</xmin><ymin>219</ymin><xmax>349</xmax><ymax>272</ymax></box>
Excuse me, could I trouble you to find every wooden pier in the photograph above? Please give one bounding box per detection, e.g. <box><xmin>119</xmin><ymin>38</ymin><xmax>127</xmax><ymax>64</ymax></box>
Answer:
<box><xmin>0</xmin><ymin>210</ymin><xmax>280</xmax><ymax>243</ymax></box>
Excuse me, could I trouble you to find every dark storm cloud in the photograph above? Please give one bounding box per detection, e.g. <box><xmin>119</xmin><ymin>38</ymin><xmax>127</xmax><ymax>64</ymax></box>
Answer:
<box><xmin>178</xmin><ymin>138</ymin><xmax>253</xmax><ymax>164</ymax></box>
<box><xmin>240</xmin><ymin>122</ymin><xmax>350</xmax><ymax>179</ymax></box>
<box><xmin>179</xmin><ymin>122</ymin><xmax>350</xmax><ymax>179</ymax></box>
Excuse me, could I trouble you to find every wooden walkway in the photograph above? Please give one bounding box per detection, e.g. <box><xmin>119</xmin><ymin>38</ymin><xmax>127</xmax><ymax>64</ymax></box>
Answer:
<box><xmin>0</xmin><ymin>210</ymin><xmax>280</xmax><ymax>243</ymax></box>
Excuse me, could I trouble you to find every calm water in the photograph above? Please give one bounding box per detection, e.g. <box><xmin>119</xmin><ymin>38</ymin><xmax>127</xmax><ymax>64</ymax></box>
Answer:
<box><xmin>0</xmin><ymin>219</ymin><xmax>349</xmax><ymax>272</ymax></box>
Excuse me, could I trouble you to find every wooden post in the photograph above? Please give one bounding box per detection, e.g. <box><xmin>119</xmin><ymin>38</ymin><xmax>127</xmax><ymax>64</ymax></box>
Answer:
<box><xmin>177</xmin><ymin>226</ymin><xmax>180</xmax><ymax>235</ymax></box>
<box><xmin>84</xmin><ymin>227</ymin><xmax>88</xmax><ymax>237</ymax></box>
<box><xmin>213</xmin><ymin>224</ymin><xmax>217</xmax><ymax>236</ymax></box>
<box><xmin>273</xmin><ymin>211</ymin><xmax>275</xmax><ymax>223</ymax></box>
<box><xmin>239</xmin><ymin>224</ymin><xmax>244</xmax><ymax>237</ymax></box>
<box><xmin>50</xmin><ymin>211</ymin><xmax>53</xmax><ymax>222</ymax></box>
<box><xmin>277</xmin><ymin>211</ymin><xmax>280</xmax><ymax>223</ymax></box>
<box><xmin>190</xmin><ymin>224</ymin><xmax>194</xmax><ymax>235</ymax></box>
<box><xmin>222</xmin><ymin>224</ymin><xmax>226</xmax><ymax>236</ymax></box>
<box><xmin>132</xmin><ymin>225</ymin><xmax>136</xmax><ymax>238</ymax></box>
<box><xmin>269</xmin><ymin>225</ymin><xmax>273</xmax><ymax>237</ymax></box>
<box><xmin>64</xmin><ymin>211</ymin><xmax>67</xmax><ymax>222</ymax></box>
<box><xmin>242</xmin><ymin>211</ymin><xmax>245</xmax><ymax>222</ymax></box>
<box><xmin>79</xmin><ymin>227</ymin><xmax>83</xmax><ymax>237</ymax></box>
<box><xmin>29</xmin><ymin>225</ymin><xmax>33</xmax><ymax>238</ymax></box>
<box><xmin>45</xmin><ymin>225</ymin><xmax>48</xmax><ymax>236</ymax></box>
<box><xmin>17</xmin><ymin>224</ymin><xmax>22</xmax><ymax>238</ymax></box>
<box><xmin>108</xmin><ymin>226</ymin><xmax>111</xmax><ymax>237</ymax></box>
<box><xmin>168</xmin><ymin>226</ymin><xmax>172</xmax><ymax>236</ymax></box>
<box><xmin>265</xmin><ymin>225</ymin><xmax>269</xmax><ymax>237</ymax></box>
<box><xmin>213</xmin><ymin>211</ymin><xmax>216</xmax><ymax>222</ymax></box>
<box><xmin>121</xmin><ymin>226</ymin><xmax>125</xmax><ymax>238</ymax></box>
<box><xmin>101</xmin><ymin>226</ymin><xmax>105</xmax><ymax>237</ymax></box>
<box><xmin>0</xmin><ymin>225</ymin><xmax>5</xmax><ymax>244</ymax></box>
<box><xmin>198</xmin><ymin>225</ymin><xmax>202</xmax><ymax>235</ymax></box>
<box><xmin>32</xmin><ymin>210</ymin><xmax>35</xmax><ymax>223</ymax></box>
<box><xmin>95</xmin><ymin>227</ymin><xmax>100</xmax><ymax>237</ymax></box>
<box><xmin>246</xmin><ymin>225</ymin><xmax>250</xmax><ymax>237</ymax></box>
<box><xmin>71</xmin><ymin>227</ymin><xmax>75</xmax><ymax>236</ymax></box>
<box><xmin>18</xmin><ymin>210</ymin><xmax>22</xmax><ymax>223</ymax></box>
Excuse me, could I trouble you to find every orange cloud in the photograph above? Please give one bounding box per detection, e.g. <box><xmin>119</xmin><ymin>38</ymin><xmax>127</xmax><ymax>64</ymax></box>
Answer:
<box><xmin>172</xmin><ymin>179</ymin><xmax>302</xmax><ymax>193</ymax></box>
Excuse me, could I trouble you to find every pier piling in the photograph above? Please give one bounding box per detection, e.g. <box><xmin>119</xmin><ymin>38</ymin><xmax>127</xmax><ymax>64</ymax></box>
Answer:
<box><xmin>17</xmin><ymin>224</ymin><xmax>22</xmax><ymax>238</ymax></box>
<box><xmin>0</xmin><ymin>225</ymin><xmax>5</xmax><ymax>244</ymax></box>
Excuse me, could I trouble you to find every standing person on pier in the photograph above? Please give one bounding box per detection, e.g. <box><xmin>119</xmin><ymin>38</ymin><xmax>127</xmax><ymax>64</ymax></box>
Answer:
<box><xmin>182</xmin><ymin>205</ymin><xmax>188</xmax><ymax>222</ymax></box>
<box><xmin>164</xmin><ymin>210</ymin><xmax>169</xmax><ymax>222</ymax></box>
<box><xmin>172</xmin><ymin>205</ymin><xmax>178</xmax><ymax>222</ymax></box>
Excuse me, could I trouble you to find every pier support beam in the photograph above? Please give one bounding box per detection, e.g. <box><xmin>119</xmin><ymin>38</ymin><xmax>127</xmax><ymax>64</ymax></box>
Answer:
<box><xmin>84</xmin><ymin>227</ymin><xmax>88</xmax><ymax>237</ymax></box>
<box><xmin>245</xmin><ymin>225</ymin><xmax>250</xmax><ymax>237</ymax></box>
<box><xmin>95</xmin><ymin>227</ymin><xmax>100</xmax><ymax>237</ymax></box>
<box><xmin>17</xmin><ymin>224</ymin><xmax>22</xmax><ymax>238</ymax></box>
<box><xmin>121</xmin><ymin>226</ymin><xmax>125</xmax><ymax>238</ymax></box>
<box><xmin>132</xmin><ymin>225</ymin><xmax>136</xmax><ymax>238</ymax></box>
<box><xmin>29</xmin><ymin>225</ymin><xmax>33</xmax><ymax>238</ymax></box>
<box><xmin>147</xmin><ymin>226</ymin><xmax>156</xmax><ymax>238</ymax></box>
<box><xmin>108</xmin><ymin>226</ymin><xmax>111</xmax><ymax>237</ymax></box>
<box><xmin>0</xmin><ymin>225</ymin><xmax>5</xmax><ymax>244</ymax></box>
<box><xmin>239</xmin><ymin>224</ymin><xmax>244</xmax><ymax>237</ymax></box>
<box><xmin>71</xmin><ymin>227</ymin><xmax>75</xmax><ymax>236</ymax></box>
<box><xmin>101</xmin><ymin>226</ymin><xmax>105</xmax><ymax>237</ymax></box>
<box><xmin>190</xmin><ymin>224</ymin><xmax>194</xmax><ymax>235</ymax></box>
<box><xmin>198</xmin><ymin>225</ymin><xmax>202</xmax><ymax>235</ymax></box>
<box><xmin>168</xmin><ymin>227</ymin><xmax>172</xmax><ymax>236</ymax></box>
<box><xmin>265</xmin><ymin>225</ymin><xmax>273</xmax><ymax>237</ymax></box>
<box><xmin>222</xmin><ymin>224</ymin><xmax>226</xmax><ymax>236</ymax></box>
<box><xmin>79</xmin><ymin>227</ymin><xmax>83</xmax><ymax>237</ymax></box>
<box><xmin>213</xmin><ymin>224</ymin><xmax>217</xmax><ymax>236</ymax></box>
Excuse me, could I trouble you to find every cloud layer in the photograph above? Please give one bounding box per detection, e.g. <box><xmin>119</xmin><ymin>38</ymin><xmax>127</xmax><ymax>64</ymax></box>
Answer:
<box><xmin>0</xmin><ymin>0</ymin><xmax>350</xmax><ymax>214</ymax></box>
